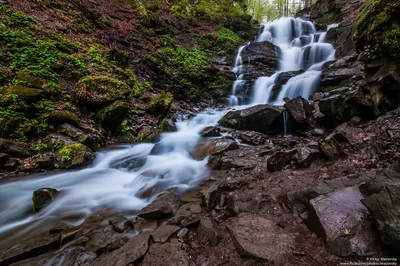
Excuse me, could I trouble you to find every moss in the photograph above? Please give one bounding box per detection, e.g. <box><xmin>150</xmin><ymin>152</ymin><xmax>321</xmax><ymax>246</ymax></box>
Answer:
<box><xmin>149</xmin><ymin>90</ymin><xmax>173</xmax><ymax>115</ymax></box>
<box><xmin>59</xmin><ymin>143</ymin><xmax>94</xmax><ymax>168</ymax></box>
<box><xmin>47</xmin><ymin>110</ymin><xmax>79</xmax><ymax>125</ymax></box>
<box><xmin>4</xmin><ymin>85</ymin><xmax>42</xmax><ymax>100</ymax></box>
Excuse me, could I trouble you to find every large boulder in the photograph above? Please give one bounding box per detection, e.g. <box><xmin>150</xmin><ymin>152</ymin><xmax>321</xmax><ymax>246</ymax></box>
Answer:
<box><xmin>137</xmin><ymin>188</ymin><xmax>181</xmax><ymax>220</ymax></box>
<box><xmin>32</xmin><ymin>188</ymin><xmax>59</xmax><ymax>213</ymax></box>
<box><xmin>308</xmin><ymin>187</ymin><xmax>383</xmax><ymax>257</ymax></box>
<box><xmin>148</xmin><ymin>91</ymin><xmax>173</xmax><ymax>116</ymax></box>
<box><xmin>96</xmin><ymin>101</ymin><xmax>130</xmax><ymax>133</ymax></box>
<box><xmin>227</xmin><ymin>213</ymin><xmax>294</xmax><ymax>264</ymax></box>
<box><xmin>58</xmin><ymin>123</ymin><xmax>101</xmax><ymax>151</ymax></box>
<box><xmin>284</xmin><ymin>96</ymin><xmax>313</xmax><ymax>124</ymax></box>
<box><xmin>218</xmin><ymin>105</ymin><xmax>283</xmax><ymax>134</ymax></box>
<box><xmin>58</xmin><ymin>143</ymin><xmax>95</xmax><ymax>169</ymax></box>
<box><xmin>191</xmin><ymin>138</ymin><xmax>239</xmax><ymax>160</ymax></box>
<box><xmin>0</xmin><ymin>139</ymin><xmax>30</xmax><ymax>157</ymax></box>
<box><xmin>47</xmin><ymin>110</ymin><xmax>80</xmax><ymax>126</ymax></box>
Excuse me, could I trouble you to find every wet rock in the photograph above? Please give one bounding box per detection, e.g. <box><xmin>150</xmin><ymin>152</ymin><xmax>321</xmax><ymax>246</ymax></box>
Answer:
<box><xmin>96</xmin><ymin>101</ymin><xmax>130</xmax><ymax>133</ymax></box>
<box><xmin>87</xmin><ymin>231</ymin><xmax>127</xmax><ymax>255</ymax></box>
<box><xmin>320</xmin><ymin>55</ymin><xmax>363</xmax><ymax>87</ymax></box>
<box><xmin>91</xmin><ymin>232</ymin><xmax>150</xmax><ymax>266</ymax></box>
<box><xmin>241</xmin><ymin>41</ymin><xmax>281</xmax><ymax>77</ymax></box>
<box><xmin>228</xmin><ymin>213</ymin><xmax>294</xmax><ymax>264</ymax></box>
<box><xmin>109</xmin><ymin>154</ymin><xmax>147</xmax><ymax>170</ymax></box>
<box><xmin>202</xmin><ymin>184</ymin><xmax>221</xmax><ymax>211</ymax></box>
<box><xmin>0</xmin><ymin>232</ymin><xmax>59</xmax><ymax>265</ymax></box>
<box><xmin>219</xmin><ymin>104</ymin><xmax>283</xmax><ymax>134</ymax></box>
<box><xmin>137</xmin><ymin>188</ymin><xmax>181</xmax><ymax>220</ymax></box>
<box><xmin>198</xmin><ymin>217</ymin><xmax>219</xmax><ymax>246</ymax></box>
<box><xmin>35</xmin><ymin>152</ymin><xmax>57</xmax><ymax>169</ymax></box>
<box><xmin>362</xmin><ymin>184</ymin><xmax>400</xmax><ymax>250</ymax></box>
<box><xmin>135</xmin><ymin>218</ymin><xmax>158</xmax><ymax>232</ymax></box>
<box><xmin>32</xmin><ymin>188</ymin><xmax>59</xmax><ymax>213</ymax></box>
<box><xmin>240</xmin><ymin>131</ymin><xmax>266</xmax><ymax>145</ymax></box>
<box><xmin>276</xmin><ymin>70</ymin><xmax>305</xmax><ymax>84</ymax></box>
<box><xmin>45</xmin><ymin>134</ymin><xmax>75</xmax><ymax>151</ymax></box>
<box><xmin>319</xmin><ymin>137</ymin><xmax>345</xmax><ymax>160</ymax></box>
<box><xmin>60</xmin><ymin>227</ymin><xmax>83</xmax><ymax>245</ymax></box>
<box><xmin>136</xmin><ymin>125</ymin><xmax>158</xmax><ymax>142</ymax></box>
<box><xmin>47</xmin><ymin>110</ymin><xmax>80</xmax><ymax>126</ymax></box>
<box><xmin>267</xmin><ymin>149</ymin><xmax>297</xmax><ymax>172</ymax></box>
<box><xmin>168</xmin><ymin>203</ymin><xmax>202</xmax><ymax>226</ymax></box>
<box><xmin>192</xmin><ymin>138</ymin><xmax>239</xmax><ymax>160</ymax></box>
<box><xmin>200</xmin><ymin>126</ymin><xmax>221</xmax><ymax>137</ymax></box>
<box><xmin>160</xmin><ymin>118</ymin><xmax>176</xmax><ymax>132</ymax></box>
<box><xmin>151</xmin><ymin>224</ymin><xmax>180</xmax><ymax>243</ymax></box>
<box><xmin>308</xmin><ymin>187</ymin><xmax>383</xmax><ymax>257</ymax></box>
<box><xmin>284</xmin><ymin>96</ymin><xmax>313</xmax><ymax>123</ymax></box>
<box><xmin>109</xmin><ymin>215</ymin><xmax>133</xmax><ymax>233</ymax></box>
<box><xmin>294</xmin><ymin>146</ymin><xmax>320</xmax><ymax>167</ymax></box>
<box><xmin>0</xmin><ymin>138</ymin><xmax>30</xmax><ymax>157</ymax></box>
<box><xmin>0</xmin><ymin>153</ymin><xmax>9</xmax><ymax>169</ymax></box>
<box><xmin>141</xmin><ymin>242</ymin><xmax>189</xmax><ymax>266</ymax></box>
<box><xmin>318</xmin><ymin>93</ymin><xmax>357</xmax><ymax>124</ymax></box>
<box><xmin>3</xmin><ymin>85</ymin><xmax>43</xmax><ymax>101</ymax></box>
<box><xmin>59</xmin><ymin>143</ymin><xmax>95</xmax><ymax>169</ymax></box>
<box><xmin>49</xmin><ymin>222</ymin><xmax>70</xmax><ymax>234</ymax></box>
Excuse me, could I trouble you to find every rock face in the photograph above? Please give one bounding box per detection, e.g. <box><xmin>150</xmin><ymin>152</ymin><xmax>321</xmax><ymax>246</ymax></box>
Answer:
<box><xmin>228</xmin><ymin>214</ymin><xmax>294</xmax><ymax>264</ymax></box>
<box><xmin>32</xmin><ymin>188</ymin><xmax>59</xmax><ymax>213</ymax></box>
<box><xmin>219</xmin><ymin>104</ymin><xmax>283</xmax><ymax>134</ymax></box>
<box><xmin>308</xmin><ymin>187</ymin><xmax>382</xmax><ymax>257</ymax></box>
<box><xmin>320</xmin><ymin>55</ymin><xmax>363</xmax><ymax>88</ymax></box>
<box><xmin>137</xmin><ymin>189</ymin><xmax>181</xmax><ymax>220</ymax></box>
<box><xmin>91</xmin><ymin>232</ymin><xmax>150</xmax><ymax>266</ymax></box>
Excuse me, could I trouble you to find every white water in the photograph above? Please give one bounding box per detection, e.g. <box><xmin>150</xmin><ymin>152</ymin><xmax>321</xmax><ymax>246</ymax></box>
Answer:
<box><xmin>0</xmin><ymin>17</ymin><xmax>336</xmax><ymax>248</ymax></box>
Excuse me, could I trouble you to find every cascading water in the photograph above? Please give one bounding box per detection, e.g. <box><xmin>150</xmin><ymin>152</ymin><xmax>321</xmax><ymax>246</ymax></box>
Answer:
<box><xmin>0</xmin><ymin>17</ymin><xmax>336</xmax><ymax>249</ymax></box>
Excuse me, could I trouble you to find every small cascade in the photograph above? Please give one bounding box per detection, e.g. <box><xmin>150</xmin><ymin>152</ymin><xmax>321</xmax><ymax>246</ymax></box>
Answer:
<box><xmin>229</xmin><ymin>17</ymin><xmax>336</xmax><ymax>106</ymax></box>
<box><xmin>283</xmin><ymin>110</ymin><xmax>292</xmax><ymax>136</ymax></box>
<box><xmin>229</xmin><ymin>45</ymin><xmax>247</xmax><ymax>106</ymax></box>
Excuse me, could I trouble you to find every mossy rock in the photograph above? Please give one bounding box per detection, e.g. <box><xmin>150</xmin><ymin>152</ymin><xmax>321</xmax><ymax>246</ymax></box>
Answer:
<box><xmin>148</xmin><ymin>91</ymin><xmax>173</xmax><ymax>115</ymax></box>
<box><xmin>135</xmin><ymin>126</ymin><xmax>159</xmax><ymax>142</ymax></box>
<box><xmin>47</xmin><ymin>110</ymin><xmax>80</xmax><ymax>126</ymax></box>
<box><xmin>74</xmin><ymin>76</ymin><xmax>136</xmax><ymax>105</ymax></box>
<box><xmin>58</xmin><ymin>143</ymin><xmax>95</xmax><ymax>169</ymax></box>
<box><xmin>4</xmin><ymin>85</ymin><xmax>43</xmax><ymax>101</ymax></box>
<box><xmin>160</xmin><ymin>118</ymin><xmax>176</xmax><ymax>132</ymax></box>
<box><xmin>32</xmin><ymin>188</ymin><xmax>59</xmax><ymax>213</ymax></box>
<box><xmin>96</xmin><ymin>101</ymin><xmax>130</xmax><ymax>133</ymax></box>
<box><xmin>17</xmin><ymin>73</ymin><xmax>45</xmax><ymax>89</ymax></box>
<box><xmin>45</xmin><ymin>134</ymin><xmax>76</xmax><ymax>152</ymax></box>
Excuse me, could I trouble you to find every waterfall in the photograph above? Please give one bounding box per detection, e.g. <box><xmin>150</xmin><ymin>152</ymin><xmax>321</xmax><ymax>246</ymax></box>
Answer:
<box><xmin>229</xmin><ymin>45</ymin><xmax>248</xmax><ymax>106</ymax></box>
<box><xmin>230</xmin><ymin>17</ymin><xmax>336</xmax><ymax>106</ymax></box>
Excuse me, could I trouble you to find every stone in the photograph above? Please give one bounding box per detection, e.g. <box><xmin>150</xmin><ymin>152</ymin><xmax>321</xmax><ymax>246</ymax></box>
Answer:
<box><xmin>60</xmin><ymin>227</ymin><xmax>83</xmax><ymax>245</ymax></box>
<box><xmin>4</xmin><ymin>85</ymin><xmax>43</xmax><ymax>101</ymax></box>
<box><xmin>177</xmin><ymin>228</ymin><xmax>189</xmax><ymax>238</ymax></box>
<box><xmin>32</xmin><ymin>188</ymin><xmax>59</xmax><ymax>213</ymax></box>
<box><xmin>137</xmin><ymin>188</ymin><xmax>181</xmax><ymax>220</ymax></box>
<box><xmin>148</xmin><ymin>90</ymin><xmax>173</xmax><ymax>116</ymax></box>
<box><xmin>49</xmin><ymin>222</ymin><xmax>70</xmax><ymax>234</ymax></box>
<box><xmin>294</xmin><ymin>146</ymin><xmax>320</xmax><ymax>167</ymax></box>
<box><xmin>160</xmin><ymin>118</ymin><xmax>176</xmax><ymax>132</ymax></box>
<box><xmin>45</xmin><ymin>134</ymin><xmax>75</xmax><ymax>151</ymax></box>
<box><xmin>218</xmin><ymin>104</ymin><xmax>283</xmax><ymax>134</ymax></box>
<box><xmin>109</xmin><ymin>154</ymin><xmax>147</xmax><ymax>170</ymax></box>
<box><xmin>135</xmin><ymin>218</ymin><xmax>158</xmax><ymax>232</ymax></box>
<box><xmin>141</xmin><ymin>242</ymin><xmax>189</xmax><ymax>266</ymax></box>
<box><xmin>241</xmin><ymin>41</ymin><xmax>281</xmax><ymax>77</ymax></box>
<box><xmin>197</xmin><ymin>217</ymin><xmax>219</xmax><ymax>246</ymax></box>
<box><xmin>91</xmin><ymin>232</ymin><xmax>150</xmax><ymax>266</ymax></box>
<box><xmin>17</xmin><ymin>73</ymin><xmax>45</xmax><ymax>89</ymax></box>
<box><xmin>3</xmin><ymin>158</ymin><xmax>19</xmax><ymax>170</ymax></box>
<box><xmin>0</xmin><ymin>138</ymin><xmax>30</xmax><ymax>157</ymax></box>
<box><xmin>267</xmin><ymin>149</ymin><xmax>297</xmax><ymax>172</ymax></box>
<box><xmin>192</xmin><ymin>138</ymin><xmax>239</xmax><ymax>160</ymax></box>
<box><xmin>151</xmin><ymin>224</ymin><xmax>180</xmax><ymax>243</ymax></box>
<box><xmin>319</xmin><ymin>137</ymin><xmax>345</xmax><ymax>160</ymax></box>
<box><xmin>47</xmin><ymin>110</ymin><xmax>80</xmax><ymax>126</ymax></box>
<box><xmin>58</xmin><ymin>123</ymin><xmax>87</xmax><ymax>143</ymax></box>
<box><xmin>0</xmin><ymin>153</ymin><xmax>9</xmax><ymax>169</ymax></box>
<box><xmin>362</xmin><ymin>184</ymin><xmax>400</xmax><ymax>250</ymax></box>
<box><xmin>200</xmin><ymin>126</ymin><xmax>221</xmax><ymax>137</ymax></box>
<box><xmin>320</xmin><ymin>55</ymin><xmax>363</xmax><ymax>87</ymax></box>
<box><xmin>284</xmin><ymin>96</ymin><xmax>313</xmax><ymax>123</ymax></box>
<box><xmin>109</xmin><ymin>215</ymin><xmax>133</xmax><ymax>233</ymax></box>
<box><xmin>58</xmin><ymin>143</ymin><xmax>95</xmax><ymax>169</ymax></box>
<box><xmin>35</xmin><ymin>152</ymin><xmax>57</xmax><ymax>169</ymax></box>
<box><xmin>96</xmin><ymin>101</ymin><xmax>130</xmax><ymax>133</ymax></box>
<box><xmin>136</xmin><ymin>125</ymin><xmax>158</xmax><ymax>142</ymax></box>
<box><xmin>308</xmin><ymin>187</ymin><xmax>383</xmax><ymax>257</ymax></box>
<box><xmin>227</xmin><ymin>213</ymin><xmax>294</xmax><ymax>264</ymax></box>
<box><xmin>202</xmin><ymin>184</ymin><xmax>220</xmax><ymax>211</ymax></box>
<box><xmin>276</xmin><ymin>70</ymin><xmax>305</xmax><ymax>85</ymax></box>
<box><xmin>168</xmin><ymin>203</ymin><xmax>202</xmax><ymax>226</ymax></box>
<box><xmin>86</xmin><ymin>231</ymin><xmax>127</xmax><ymax>254</ymax></box>
<box><xmin>240</xmin><ymin>131</ymin><xmax>266</xmax><ymax>145</ymax></box>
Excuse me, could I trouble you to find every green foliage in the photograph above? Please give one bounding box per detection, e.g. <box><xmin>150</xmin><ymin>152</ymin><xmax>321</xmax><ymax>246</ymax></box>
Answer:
<box><xmin>199</xmin><ymin>27</ymin><xmax>242</xmax><ymax>54</ymax></box>
<box><xmin>31</xmin><ymin>142</ymin><xmax>48</xmax><ymax>152</ymax></box>
<box><xmin>171</xmin><ymin>0</ymin><xmax>244</xmax><ymax>20</ymax></box>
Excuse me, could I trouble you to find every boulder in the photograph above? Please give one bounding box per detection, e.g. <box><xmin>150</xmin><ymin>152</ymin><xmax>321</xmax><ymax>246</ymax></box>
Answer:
<box><xmin>320</xmin><ymin>55</ymin><xmax>363</xmax><ymax>88</ymax></box>
<box><xmin>141</xmin><ymin>242</ymin><xmax>189</xmax><ymax>266</ymax></box>
<box><xmin>276</xmin><ymin>70</ymin><xmax>305</xmax><ymax>85</ymax></box>
<box><xmin>197</xmin><ymin>217</ymin><xmax>219</xmax><ymax>246</ymax></box>
<box><xmin>319</xmin><ymin>137</ymin><xmax>345</xmax><ymax>160</ymax></box>
<box><xmin>32</xmin><ymin>188</ymin><xmax>59</xmax><ymax>213</ymax></box>
<box><xmin>135</xmin><ymin>218</ymin><xmax>158</xmax><ymax>232</ymax></box>
<box><xmin>109</xmin><ymin>215</ymin><xmax>133</xmax><ymax>233</ymax></box>
<box><xmin>241</xmin><ymin>41</ymin><xmax>281</xmax><ymax>77</ymax></box>
<box><xmin>137</xmin><ymin>188</ymin><xmax>181</xmax><ymax>220</ymax></box>
<box><xmin>294</xmin><ymin>146</ymin><xmax>320</xmax><ymax>167</ymax></box>
<box><xmin>136</xmin><ymin>126</ymin><xmax>158</xmax><ymax>142</ymax></box>
<box><xmin>3</xmin><ymin>158</ymin><xmax>19</xmax><ymax>170</ymax></box>
<box><xmin>58</xmin><ymin>123</ymin><xmax>87</xmax><ymax>143</ymax></box>
<box><xmin>202</xmin><ymin>184</ymin><xmax>221</xmax><ymax>211</ymax></box>
<box><xmin>168</xmin><ymin>202</ymin><xmax>202</xmax><ymax>226</ymax></box>
<box><xmin>45</xmin><ymin>134</ymin><xmax>76</xmax><ymax>151</ymax></box>
<box><xmin>160</xmin><ymin>118</ymin><xmax>176</xmax><ymax>132</ymax></box>
<box><xmin>227</xmin><ymin>213</ymin><xmax>294</xmax><ymax>264</ymax></box>
<box><xmin>17</xmin><ymin>73</ymin><xmax>45</xmax><ymax>89</ymax></box>
<box><xmin>86</xmin><ymin>231</ymin><xmax>128</xmax><ymax>254</ymax></box>
<box><xmin>218</xmin><ymin>104</ymin><xmax>283</xmax><ymax>134</ymax></box>
<box><xmin>284</xmin><ymin>96</ymin><xmax>313</xmax><ymax>123</ymax></box>
<box><xmin>91</xmin><ymin>232</ymin><xmax>150</xmax><ymax>266</ymax></box>
<box><xmin>267</xmin><ymin>149</ymin><xmax>297</xmax><ymax>172</ymax></box>
<box><xmin>47</xmin><ymin>110</ymin><xmax>80</xmax><ymax>126</ymax></box>
<box><xmin>308</xmin><ymin>187</ymin><xmax>383</xmax><ymax>257</ymax></box>
<box><xmin>192</xmin><ymin>138</ymin><xmax>239</xmax><ymax>160</ymax></box>
<box><xmin>35</xmin><ymin>152</ymin><xmax>57</xmax><ymax>169</ymax></box>
<box><xmin>110</xmin><ymin>154</ymin><xmax>147</xmax><ymax>170</ymax></box>
<box><xmin>3</xmin><ymin>85</ymin><xmax>43</xmax><ymax>101</ymax></box>
<box><xmin>148</xmin><ymin>90</ymin><xmax>173</xmax><ymax>116</ymax></box>
<box><xmin>362</xmin><ymin>184</ymin><xmax>400</xmax><ymax>250</ymax></box>
<box><xmin>0</xmin><ymin>138</ymin><xmax>30</xmax><ymax>157</ymax></box>
<box><xmin>58</xmin><ymin>143</ymin><xmax>95</xmax><ymax>169</ymax></box>
<box><xmin>151</xmin><ymin>224</ymin><xmax>180</xmax><ymax>243</ymax></box>
<box><xmin>0</xmin><ymin>153</ymin><xmax>10</xmax><ymax>169</ymax></box>
<box><xmin>239</xmin><ymin>131</ymin><xmax>266</xmax><ymax>145</ymax></box>
<box><xmin>200</xmin><ymin>126</ymin><xmax>221</xmax><ymax>137</ymax></box>
<box><xmin>96</xmin><ymin>101</ymin><xmax>130</xmax><ymax>133</ymax></box>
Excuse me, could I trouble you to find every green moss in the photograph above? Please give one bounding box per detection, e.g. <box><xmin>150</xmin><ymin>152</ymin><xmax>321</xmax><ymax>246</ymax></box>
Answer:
<box><xmin>149</xmin><ymin>90</ymin><xmax>173</xmax><ymax>115</ymax></box>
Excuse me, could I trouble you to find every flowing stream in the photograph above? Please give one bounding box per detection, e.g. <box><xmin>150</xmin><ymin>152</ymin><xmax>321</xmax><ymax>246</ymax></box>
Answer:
<box><xmin>0</xmin><ymin>17</ymin><xmax>336</xmax><ymax>248</ymax></box>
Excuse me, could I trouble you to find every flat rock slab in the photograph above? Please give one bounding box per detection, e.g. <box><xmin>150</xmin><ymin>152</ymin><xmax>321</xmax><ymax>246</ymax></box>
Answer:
<box><xmin>227</xmin><ymin>213</ymin><xmax>294</xmax><ymax>264</ymax></box>
<box><xmin>137</xmin><ymin>188</ymin><xmax>180</xmax><ymax>220</ymax></box>
<box><xmin>151</xmin><ymin>224</ymin><xmax>180</xmax><ymax>243</ymax></box>
<box><xmin>308</xmin><ymin>187</ymin><xmax>383</xmax><ymax>257</ymax></box>
<box><xmin>141</xmin><ymin>242</ymin><xmax>189</xmax><ymax>266</ymax></box>
<box><xmin>91</xmin><ymin>232</ymin><xmax>150</xmax><ymax>266</ymax></box>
